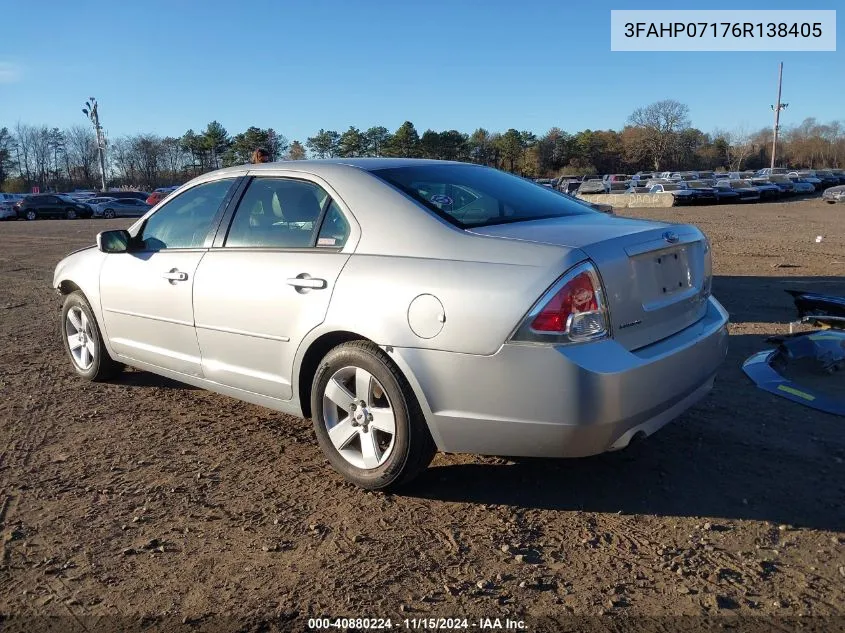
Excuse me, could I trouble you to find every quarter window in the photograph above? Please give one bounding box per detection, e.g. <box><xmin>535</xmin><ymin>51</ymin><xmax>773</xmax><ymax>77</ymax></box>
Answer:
<box><xmin>139</xmin><ymin>178</ymin><xmax>234</xmax><ymax>250</ymax></box>
<box><xmin>316</xmin><ymin>201</ymin><xmax>350</xmax><ymax>248</ymax></box>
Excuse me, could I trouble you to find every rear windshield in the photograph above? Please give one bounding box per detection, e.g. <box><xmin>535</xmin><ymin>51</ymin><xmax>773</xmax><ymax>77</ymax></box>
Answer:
<box><xmin>370</xmin><ymin>164</ymin><xmax>595</xmax><ymax>228</ymax></box>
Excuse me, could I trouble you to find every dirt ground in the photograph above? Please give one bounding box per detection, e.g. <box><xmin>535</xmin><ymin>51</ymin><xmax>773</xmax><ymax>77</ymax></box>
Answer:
<box><xmin>0</xmin><ymin>198</ymin><xmax>844</xmax><ymax>632</ymax></box>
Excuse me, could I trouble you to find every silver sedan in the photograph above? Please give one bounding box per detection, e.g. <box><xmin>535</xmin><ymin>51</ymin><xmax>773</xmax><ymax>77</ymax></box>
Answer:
<box><xmin>53</xmin><ymin>159</ymin><xmax>729</xmax><ymax>489</ymax></box>
<box><xmin>93</xmin><ymin>197</ymin><xmax>152</xmax><ymax>219</ymax></box>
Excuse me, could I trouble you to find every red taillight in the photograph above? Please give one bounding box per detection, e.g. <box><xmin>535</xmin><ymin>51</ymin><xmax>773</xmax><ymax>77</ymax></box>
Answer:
<box><xmin>509</xmin><ymin>261</ymin><xmax>608</xmax><ymax>344</ymax></box>
<box><xmin>531</xmin><ymin>271</ymin><xmax>598</xmax><ymax>332</ymax></box>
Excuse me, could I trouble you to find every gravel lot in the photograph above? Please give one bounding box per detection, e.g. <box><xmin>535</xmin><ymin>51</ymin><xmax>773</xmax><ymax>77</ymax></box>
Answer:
<box><xmin>1</xmin><ymin>198</ymin><xmax>843</xmax><ymax>631</ymax></box>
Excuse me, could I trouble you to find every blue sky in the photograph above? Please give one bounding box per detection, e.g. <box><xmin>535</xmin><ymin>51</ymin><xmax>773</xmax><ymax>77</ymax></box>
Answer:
<box><xmin>0</xmin><ymin>0</ymin><xmax>841</xmax><ymax>142</ymax></box>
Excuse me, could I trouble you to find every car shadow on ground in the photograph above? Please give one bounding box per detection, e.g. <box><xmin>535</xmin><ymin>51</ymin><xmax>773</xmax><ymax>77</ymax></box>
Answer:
<box><xmin>112</xmin><ymin>369</ymin><xmax>199</xmax><ymax>390</ymax></box>
<box><xmin>405</xmin><ymin>277</ymin><xmax>845</xmax><ymax>532</ymax></box>
<box><xmin>407</xmin><ymin>347</ymin><xmax>844</xmax><ymax>532</ymax></box>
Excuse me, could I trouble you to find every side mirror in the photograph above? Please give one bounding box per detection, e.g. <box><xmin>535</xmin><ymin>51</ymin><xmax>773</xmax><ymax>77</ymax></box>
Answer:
<box><xmin>97</xmin><ymin>229</ymin><xmax>132</xmax><ymax>253</ymax></box>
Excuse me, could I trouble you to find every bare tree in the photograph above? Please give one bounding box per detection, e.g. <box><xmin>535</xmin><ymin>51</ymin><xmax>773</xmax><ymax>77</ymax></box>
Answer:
<box><xmin>109</xmin><ymin>137</ymin><xmax>138</xmax><ymax>185</ymax></box>
<box><xmin>48</xmin><ymin>128</ymin><xmax>66</xmax><ymax>189</ymax></box>
<box><xmin>14</xmin><ymin>122</ymin><xmax>35</xmax><ymax>184</ymax></box>
<box><xmin>627</xmin><ymin>100</ymin><xmax>691</xmax><ymax>171</ymax></box>
<box><xmin>64</xmin><ymin>126</ymin><xmax>98</xmax><ymax>187</ymax></box>
<box><xmin>133</xmin><ymin>135</ymin><xmax>164</xmax><ymax>189</ymax></box>
<box><xmin>716</xmin><ymin>126</ymin><xmax>754</xmax><ymax>171</ymax></box>
<box><xmin>161</xmin><ymin>137</ymin><xmax>187</xmax><ymax>183</ymax></box>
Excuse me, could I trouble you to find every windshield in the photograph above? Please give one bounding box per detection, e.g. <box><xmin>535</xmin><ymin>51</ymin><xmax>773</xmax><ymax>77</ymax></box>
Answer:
<box><xmin>732</xmin><ymin>181</ymin><xmax>752</xmax><ymax>189</ymax></box>
<box><xmin>687</xmin><ymin>181</ymin><xmax>709</xmax><ymax>188</ymax></box>
<box><xmin>370</xmin><ymin>164</ymin><xmax>595</xmax><ymax>228</ymax></box>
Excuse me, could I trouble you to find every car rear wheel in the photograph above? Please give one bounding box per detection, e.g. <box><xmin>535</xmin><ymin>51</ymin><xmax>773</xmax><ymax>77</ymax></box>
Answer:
<box><xmin>25</xmin><ymin>210</ymin><xmax>37</xmax><ymax>220</ymax></box>
<box><xmin>311</xmin><ymin>341</ymin><xmax>435</xmax><ymax>490</ymax></box>
<box><xmin>103</xmin><ymin>209</ymin><xmax>116</xmax><ymax>219</ymax></box>
<box><xmin>61</xmin><ymin>291</ymin><xmax>124</xmax><ymax>381</ymax></box>
<box><xmin>65</xmin><ymin>208</ymin><xmax>77</xmax><ymax>219</ymax></box>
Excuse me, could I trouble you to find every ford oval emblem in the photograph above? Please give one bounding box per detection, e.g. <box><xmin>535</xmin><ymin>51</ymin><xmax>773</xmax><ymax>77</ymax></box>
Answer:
<box><xmin>662</xmin><ymin>231</ymin><xmax>680</xmax><ymax>244</ymax></box>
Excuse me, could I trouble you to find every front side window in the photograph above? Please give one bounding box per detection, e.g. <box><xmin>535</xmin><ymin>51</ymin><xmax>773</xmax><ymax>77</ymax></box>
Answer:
<box><xmin>139</xmin><ymin>178</ymin><xmax>234</xmax><ymax>250</ymax></box>
<box><xmin>225</xmin><ymin>178</ymin><xmax>330</xmax><ymax>248</ymax></box>
<box><xmin>370</xmin><ymin>164</ymin><xmax>594</xmax><ymax>229</ymax></box>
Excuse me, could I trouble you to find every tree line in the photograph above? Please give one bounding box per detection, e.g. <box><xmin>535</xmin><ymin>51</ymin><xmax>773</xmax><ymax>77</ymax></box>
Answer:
<box><xmin>1</xmin><ymin>100</ymin><xmax>843</xmax><ymax>193</ymax></box>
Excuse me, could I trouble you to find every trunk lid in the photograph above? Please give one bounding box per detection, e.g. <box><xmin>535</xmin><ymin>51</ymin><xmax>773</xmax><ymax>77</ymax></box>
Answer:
<box><xmin>469</xmin><ymin>215</ymin><xmax>711</xmax><ymax>351</ymax></box>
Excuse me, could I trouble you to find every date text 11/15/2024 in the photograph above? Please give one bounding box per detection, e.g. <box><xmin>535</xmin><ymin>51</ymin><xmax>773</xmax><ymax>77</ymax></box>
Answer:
<box><xmin>307</xmin><ymin>617</ymin><xmax>528</xmax><ymax>630</ymax></box>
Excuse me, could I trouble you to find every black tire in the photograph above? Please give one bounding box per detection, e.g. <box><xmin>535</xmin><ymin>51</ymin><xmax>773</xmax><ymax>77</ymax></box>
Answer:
<box><xmin>103</xmin><ymin>209</ymin><xmax>116</xmax><ymax>219</ymax></box>
<box><xmin>25</xmin><ymin>209</ymin><xmax>37</xmax><ymax>220</ymax></box>
<box><xmin>65</xmin><ymin>208</ymin><xmax>77</xmax><ymax>219</ymax></box>
<box><xmin>311</xmin><ymin>341</ymin><xmax>436</xmax><ymax>490</ymax></box>
<box><xmin>61</xmin><ymin>291</ymin><xmax>124</xmax><ymax>381</ymax></box>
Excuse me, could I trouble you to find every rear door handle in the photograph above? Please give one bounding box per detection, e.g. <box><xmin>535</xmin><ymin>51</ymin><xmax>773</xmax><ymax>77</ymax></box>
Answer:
<box><xmin>286</xmin><ymin>277</ymin><xmax>327</xmax><ymax>289</ymax></box>
<box><xmin>162</xmin><ymin>270</ymin><xmax>189</xmax><ymax>282</ymax></box>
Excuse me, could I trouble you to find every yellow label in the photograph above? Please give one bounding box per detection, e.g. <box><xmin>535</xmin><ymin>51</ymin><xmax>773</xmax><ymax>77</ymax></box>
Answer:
<box><xmin>777</xmin><ymin>384</ymin><xmax>816</xmax><ymax>401</ymax></box>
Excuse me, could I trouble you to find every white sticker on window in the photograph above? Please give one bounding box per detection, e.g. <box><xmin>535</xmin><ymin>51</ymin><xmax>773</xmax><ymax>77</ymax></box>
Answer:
<box><xmin>318</xmin><ymin>237</ymin><xmax>336</xmax><ymax>246</ymax></box>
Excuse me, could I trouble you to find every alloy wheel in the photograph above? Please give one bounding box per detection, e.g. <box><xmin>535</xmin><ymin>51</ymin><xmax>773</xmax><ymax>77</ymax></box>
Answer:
<box><xmin>65</xmin><ymin>306</ymin><xmax>96</xmax><ymax>370</ymax></box>
<box><xmin>321</xmin><ymin>366</ymin><xmax>396</xmax><ymax>469</ymax></box>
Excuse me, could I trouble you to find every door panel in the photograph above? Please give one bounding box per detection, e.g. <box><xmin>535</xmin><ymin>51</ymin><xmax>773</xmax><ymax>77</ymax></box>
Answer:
<box><xmin>100</xmin><ymin>251</ymin><xmax>206</xmax><ymax>375</ymax></box>
<box><xmin>193</xmin><ymin>250</ymin><xmax>349</xmax><ymax>398</ymax></box>
<box><xmin>98</xmin><ymin>177</ymin><xmax>239</xmax><ymax>374</ymax></box>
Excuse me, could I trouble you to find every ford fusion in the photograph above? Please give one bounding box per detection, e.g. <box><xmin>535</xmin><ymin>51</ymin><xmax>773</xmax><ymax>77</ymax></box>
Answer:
<box><xmin>54</xmin><ymin>159</ymin><xmax>729</xmax><ymax>489</ymax></box>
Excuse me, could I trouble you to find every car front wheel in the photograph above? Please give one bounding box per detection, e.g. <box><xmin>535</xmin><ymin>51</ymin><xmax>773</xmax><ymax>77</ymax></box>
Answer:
<box><xmin>103</xmin><ymin>209</ymin><xmax>115</xmax><ymax>219</ymax></box>
<box><xmin>25</xmin><ymin>210</ymin><xmax>37</xmax><ymax>220</ymax></box>
<box><xmin>311</xmin><ymin>341</ymin><xmax>436</xmax><ymax>490</ymax></box>
<box><xmin>61</xmin><ymin>291</ymin><xmax>124</xmax><ymax>381</ymax></box>
<box><xmin>65</xmin><ymin>208</ymin><xmax>77</xmax><ymax>219</ymax></box>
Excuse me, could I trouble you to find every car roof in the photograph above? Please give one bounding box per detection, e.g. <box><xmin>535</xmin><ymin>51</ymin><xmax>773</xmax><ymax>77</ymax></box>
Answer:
<box><xmin>211</xmin><ymin>157</ymin><xmax>474</xmax><ymax>178</ymax></box>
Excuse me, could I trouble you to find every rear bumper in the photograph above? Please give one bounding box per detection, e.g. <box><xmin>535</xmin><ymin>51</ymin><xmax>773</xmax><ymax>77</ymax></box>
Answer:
<box><xmin>395</xmin><ymin>296</ymin><xmax>729</xmax><ymax>458</ymax></box>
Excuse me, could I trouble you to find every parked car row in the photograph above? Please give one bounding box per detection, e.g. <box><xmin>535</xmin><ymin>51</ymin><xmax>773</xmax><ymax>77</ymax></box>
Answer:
<box><xmin>546</xmin><ymin>167</ymin><xmax>845</xmax><ymax>207</ymax></box>
<box><xmin>0</xmin><ymin>190</ymin><xmax>157</xmax><ymax>220</ymax></box>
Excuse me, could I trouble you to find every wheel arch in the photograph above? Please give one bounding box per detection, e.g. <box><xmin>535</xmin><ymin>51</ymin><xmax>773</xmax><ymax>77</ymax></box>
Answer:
<box><xmin>57</xmin><ymin>279</ymin><xmax>82</xmax><ymax>295</ymax></box>
<box><xmin>297</xmin><ymin>330</ymin><xmax>370</xmax><ymax>419</ymax></box>
<box><xmin>294</xmin><ymin>328</ymin><xmax>446</xmax><ymax>450</ymax></box>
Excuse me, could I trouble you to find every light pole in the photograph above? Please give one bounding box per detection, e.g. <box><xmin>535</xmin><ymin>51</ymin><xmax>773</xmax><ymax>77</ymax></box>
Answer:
<box><xmin>82</xmin><ymin>97</ymin><xmax>107</xmax><ymax>191</ymax></box>
<box><xmin>770</xmin><ymin>62</ymin><xmax>788</xmax><ymax>169</ymax></box>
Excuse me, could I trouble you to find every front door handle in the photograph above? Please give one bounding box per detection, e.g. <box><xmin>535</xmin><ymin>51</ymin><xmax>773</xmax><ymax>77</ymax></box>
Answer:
<box><xmin>162</xmin><ymin>270</ymin><xmax>188</xmax><ymax>282</ymax></box>
<box><xmin>287</xmin><ymin>277</ymin><xmax>327</xmax><ymax>289</ymax></box>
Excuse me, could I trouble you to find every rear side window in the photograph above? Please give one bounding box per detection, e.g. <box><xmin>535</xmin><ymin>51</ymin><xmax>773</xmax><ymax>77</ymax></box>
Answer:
<box><xmin>371</xmin><ymin>164</ymin><xmax>594</xmax><ymax>229</ymax></box>
<box><xmin>225</xmin><ymin>178</ymin><xmax>330</xmax><ymax>248</ymax></box>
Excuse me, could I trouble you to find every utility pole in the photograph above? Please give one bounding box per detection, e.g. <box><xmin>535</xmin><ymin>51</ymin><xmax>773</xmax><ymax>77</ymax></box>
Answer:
<box><xmin>82</xmin><ymin>98</ymin><xmax>107</xmax><ymax>191</ymax></box>
<box><xmin>770</xmin><ymin>63</ymin><xmax>788</xmax><ymax>169</ymax></box>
